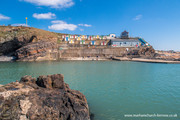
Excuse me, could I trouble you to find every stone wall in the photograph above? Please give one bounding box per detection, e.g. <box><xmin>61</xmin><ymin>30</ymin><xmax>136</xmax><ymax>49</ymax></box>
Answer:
<box><xmin>58</xmin><ymin>48</ymin><xmax>128</xmax><ymax>59</ymax></box>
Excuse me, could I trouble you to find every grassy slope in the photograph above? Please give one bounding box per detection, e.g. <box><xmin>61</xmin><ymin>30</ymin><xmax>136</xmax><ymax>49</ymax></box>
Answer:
<box><xmin>0</xmin><ymin>26</ymin><xmax>63</xmax><ymax>43</ymax></box>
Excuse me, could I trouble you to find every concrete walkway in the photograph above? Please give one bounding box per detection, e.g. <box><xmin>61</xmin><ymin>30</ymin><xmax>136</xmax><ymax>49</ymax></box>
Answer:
<box><xmin>60</xmin><ymin>57</ymin><xmax>109</xmax><ymax>61</ymax></box>
<box><xmin>132</xmin><ymin>58</ymin><xmax>180</xmax><ymax>64</ymax></box>
<box><xmin>113</xmin><ymin>57</ymin><xmax>180</xmax><ymax>64</ymax></box>
<box><xmin>0</xmin><ymin>56</ymin><xmax>15</xmax><ymax>61</ymax></box>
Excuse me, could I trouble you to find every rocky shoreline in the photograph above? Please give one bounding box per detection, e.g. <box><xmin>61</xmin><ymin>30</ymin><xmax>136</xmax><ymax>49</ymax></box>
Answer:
<box><xmin>0</xmin><ymin>55</ymin><xmax>179</xmax><ymax>64</ymax></box>
<box><xmin>0</xmin><ymin>26</ymin><xmax>179</xmax><ymax>63</ymax></box>
<box><xmin>0</xmin><ymin>74</ymin><xmax>90</xmax><ymax>120</ymax></box>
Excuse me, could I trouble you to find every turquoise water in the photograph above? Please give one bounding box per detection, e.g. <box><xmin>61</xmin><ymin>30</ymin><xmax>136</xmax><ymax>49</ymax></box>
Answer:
<box><xmin>0</xmin><ymin>61</ymin><xmax>179</xmax><ymax>120</ymax></box>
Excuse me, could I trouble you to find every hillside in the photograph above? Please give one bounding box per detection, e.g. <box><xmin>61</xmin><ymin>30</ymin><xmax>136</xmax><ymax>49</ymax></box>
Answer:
<box><xmin>0</xmin><ymin>26</ymin><xmax>62</xmax><ymax>55</ymax></box>
<box><xmin>0</xmin><ymin>26</ymin><xmax>63</xmax><ymax>43</ymax></box>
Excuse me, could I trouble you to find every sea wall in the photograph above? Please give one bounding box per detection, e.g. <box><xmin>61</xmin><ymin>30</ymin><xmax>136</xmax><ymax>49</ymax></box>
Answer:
<box><xmin>14</xmin><ymin>46</ymin><xmax>142</xmax><ymax>61</ymax></box>
<box><xmin>58</xmin><ymin>47</ymin><xmax>128</xmax><ymax>59</ymax></box>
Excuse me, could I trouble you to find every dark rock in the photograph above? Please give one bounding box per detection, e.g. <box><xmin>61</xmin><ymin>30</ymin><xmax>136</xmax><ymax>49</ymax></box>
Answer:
<box><xmin>0</xmin><ymin>74</ymin><xmax>90</xmax><ymax>120</ymax></box>
<box><xmin>50</xmin><ymin>74</ymin><xmax>64</xmax><ymax>89</ymax></box>
<box><xmin>36</xmin><ymin>75</ymin><xmax>53</xmax><ymax>89</ymax></box>
<box><xmin>20</xmin><ymin>75</ymin><xmax>36</xmax><ymax>84</ymax></box>
<box><xmin>0</xmin><ymin>35</ymin><xmax>35</xmax><ymax>56</ymax></box>
<box><xmin>36</xmin><ymin>74</ymin><xmax>65</xmax><ymax>89</ymax></box>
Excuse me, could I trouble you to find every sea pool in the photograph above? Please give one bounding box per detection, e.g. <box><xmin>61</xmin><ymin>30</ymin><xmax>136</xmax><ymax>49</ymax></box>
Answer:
<box><xmin>0</xmin><ymin>61</ymin><xmax>179</xmax><ymax>120</ymax></box>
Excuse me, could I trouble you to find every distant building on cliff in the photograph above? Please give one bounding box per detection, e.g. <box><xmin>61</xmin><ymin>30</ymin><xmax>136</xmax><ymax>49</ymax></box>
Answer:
<box><xmin>120</xmin><ymin>31</ymin><xmax>129</xmax><ymax>39</ymax></box>
<box><xmin>110</xmin><ymin>31</ymin><xmax>148</xmax><ymax>47</ymax></box>
<box><xmin>60</xmin><ymin>30</ymin><xmax>149</xmax><ymax>47</ymax></box>
<box><xmin>110</xmin><ymin>38</ymin><xmax>140</xmax><ymax>47</ymax></box>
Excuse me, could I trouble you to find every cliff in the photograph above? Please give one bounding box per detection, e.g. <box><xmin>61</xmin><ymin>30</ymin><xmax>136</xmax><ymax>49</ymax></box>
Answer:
<box><xmin>0</xmin><ymin>74</ymin><xmax>90</xmax><ymax>120</ymax></box>
<box><xmin>1</xmin><ymin>26</ymin><xmax>174</xmax><ymax>62</ymax></box>
<box><xmin>15</xmin><ymin>41</ymin><xmax>58</xmax><ymax>61</ymax></box>
<box><xmin>0</xmin><ymin>26</ymin><xmax>61</xmax><ymax>59</ymax></box>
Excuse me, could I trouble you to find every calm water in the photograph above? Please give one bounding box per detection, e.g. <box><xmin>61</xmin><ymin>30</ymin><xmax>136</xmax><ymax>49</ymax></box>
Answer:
<box><xmin>0</xmin><ymin>61</ymin><xmax>179</xmax><ymax>120</ymax></box>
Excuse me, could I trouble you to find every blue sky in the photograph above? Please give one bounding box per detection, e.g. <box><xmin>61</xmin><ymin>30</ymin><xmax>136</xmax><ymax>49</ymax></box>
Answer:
<box><xmin>0</xmin><ymin>0</ymin><xmax>180</xmax><ymax>51</ymax></box>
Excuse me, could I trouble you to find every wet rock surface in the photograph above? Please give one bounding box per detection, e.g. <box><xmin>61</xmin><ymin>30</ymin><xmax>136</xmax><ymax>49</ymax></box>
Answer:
<box><xmin>0</xmin><ymin>74</ymin><xmax>90</xmax><ymax>120</ymax></box>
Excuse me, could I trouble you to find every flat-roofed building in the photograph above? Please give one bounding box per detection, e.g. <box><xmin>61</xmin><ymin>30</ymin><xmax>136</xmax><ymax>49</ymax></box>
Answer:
<box><xmin>110</xmin><ymin>38</ymin><xmax>140</xmax><ymax>47</ymax></box>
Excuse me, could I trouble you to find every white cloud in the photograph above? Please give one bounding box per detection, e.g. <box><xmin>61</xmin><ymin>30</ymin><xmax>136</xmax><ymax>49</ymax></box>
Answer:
<box><xmin>79</xmin><ymin>28</ymin><xmax>84</xmax><ymax>31</ymax></box>
<box><xmin>51</xmin><ymin>20</ymin><xmax>66</xmax><ymax>24</ymax></box>
<box><xmin>78</xmin><ymin>24</ymin><xmax>92</xmax><ymax>27</ymax></box>
<box><xmin>133</xmin><ymin>14</ymin><xmax>143</xmax><ymax>21</ymax></box>
<box><xmin>48</xmin><ymin>20</ymin><xmax>77</xmax><ymax>31</ymax></box>
<box><xmin>12</xmin><ymin>24</ymin><xmax>29</xmax><ymax>27</ymax></box>
<box><xmin>21</xmin><ymin>0</ymin><xmax>74</xmax><ymax>8</ymax></box>
<box><xmin>33</xmin><ymin>12</ymin><xmax>56</xmax><ymax>19</ymax></box>
<box><xmin>0</xmin><ymin>14</ymin><xmax>10</xmax><ymax>20</ymax></box>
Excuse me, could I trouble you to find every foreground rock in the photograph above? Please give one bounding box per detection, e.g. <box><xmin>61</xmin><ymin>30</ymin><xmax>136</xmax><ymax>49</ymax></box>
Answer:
<box><xmin>0</xmin><ymin>74</ymin><xmax>90</xmax><ymax>120</ymax></box>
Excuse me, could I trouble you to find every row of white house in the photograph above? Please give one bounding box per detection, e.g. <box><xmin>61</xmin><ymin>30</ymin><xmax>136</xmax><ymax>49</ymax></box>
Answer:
<box><xmin>68</xmin><ymin>40</ymin><xmax>108</xmax><ymax>46</ymax></box>
<box><xmin>62</xmin><ymin>34</ymin><xmax>116</xmax><ymax>41</ymax></box>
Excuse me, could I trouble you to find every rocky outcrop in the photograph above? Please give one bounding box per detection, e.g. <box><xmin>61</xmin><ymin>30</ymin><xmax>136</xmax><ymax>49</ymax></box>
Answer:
<box><xmin>0</xmin><ymin>35</ymin><xmax>36</xmax><ymax>56</ymax></box>
<box><xmin>15</xmin><ymin>41</ymin><xmax>58</xmax><ymax>61</ymax></box>
<box><xmin>126</xmin><ymin>46</ymin><xmax>156</xmax><ymax>58</ymax></box>
<box><xmin>0</xmin><ymin>26</ymin><xmax>60</xmax><ymax>56</ymax></box>
<box><xmin>138</xmin><ymin>46</ymin><xmax>156</xmax><ymax>58</ymax></box>
<box><xmin>0</xmin><ymin>74</ymin><xmax>90</xmax><ymax>120</ymax></box>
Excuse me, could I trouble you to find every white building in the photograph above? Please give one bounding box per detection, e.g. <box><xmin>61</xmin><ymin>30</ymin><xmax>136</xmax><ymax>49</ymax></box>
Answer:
<box><xmin>106</xmin><ymin>34</ymin><xmax>116</xmax><ymax>39</ymax></box>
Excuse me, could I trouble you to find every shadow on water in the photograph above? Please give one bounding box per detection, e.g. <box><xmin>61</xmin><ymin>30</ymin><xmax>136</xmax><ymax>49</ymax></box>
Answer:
<box><xmin>90</xmin><ymin>113</ymin><xmax>95</xmax><ymax>120</ymax></box>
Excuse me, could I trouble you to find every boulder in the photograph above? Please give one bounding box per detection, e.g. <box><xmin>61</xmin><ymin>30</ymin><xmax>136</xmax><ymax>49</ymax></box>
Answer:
<box><xmin>0</xmin><ymin>74</ymin><xmax>90</xmax><ymax>120</ymax></box>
